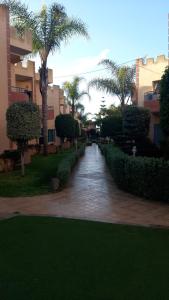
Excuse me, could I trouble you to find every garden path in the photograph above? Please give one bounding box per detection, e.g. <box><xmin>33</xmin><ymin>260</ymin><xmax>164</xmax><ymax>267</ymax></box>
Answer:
<box><xmin>0</xmin><ymin>144</ymin><xmax>169</xmax><ymax>227</ymax></box>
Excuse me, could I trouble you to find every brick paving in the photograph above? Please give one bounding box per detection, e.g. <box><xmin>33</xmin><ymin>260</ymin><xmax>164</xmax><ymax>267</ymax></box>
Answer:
<box><xmin>0</xmin><ymin>144</ymin><xmax>169</xmax><ymax>227</ymax></box>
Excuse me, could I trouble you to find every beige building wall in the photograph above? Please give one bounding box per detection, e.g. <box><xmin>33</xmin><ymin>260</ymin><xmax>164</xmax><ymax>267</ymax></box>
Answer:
<box><xmin>137</xmin><ymin>55</ymin><xmax>168</xmax><ymax>106</ymax></box>
<box><xmin>136</xmin><ymin>55</ymin><xmax>168</xmax><ymax>144</ymax></box>
<box><xmin>35</xmin><ymin>81</ymin><xmax>64</xmax><ymax>127</ymax></box>
<box><xmin>0</xmin><ymin>5</ymin><xmax>69</xmax><ymax>153</ymax></box>
<box><xmin>0</xmin><ymin>5</ymin><xmax>10</xmax><ymax>153</ymax></box>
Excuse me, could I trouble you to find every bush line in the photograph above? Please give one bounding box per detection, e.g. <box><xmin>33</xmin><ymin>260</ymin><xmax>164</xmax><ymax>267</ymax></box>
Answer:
<box><xmin>99</xmin><ymin>144</ymin><xmax>169</xmax><ymax>202</ymax></box>
<box><xmin>57</xmin><ymin>144</ymin><xmax>85</xmax><ymax>187</ymax></box>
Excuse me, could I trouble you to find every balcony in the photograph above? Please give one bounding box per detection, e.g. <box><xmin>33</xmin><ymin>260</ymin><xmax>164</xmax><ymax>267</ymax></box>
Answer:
<box><xmin>39</xmin><ymin>105</ymin><xmax>54</xmax><ymax>120</ymax></box>
<box><xmin>10</xmin><ymin>27</ymin><xmax>32</xmax><ymax>58</ymax></box>
<box><xmin>144</xmin><ymin>91</ymin><xmax>160</xmax><ymax>114</ymax></box>
<box><xmin>10</xmin><ymin>87</ymin><xmax>32</xmax><ymax>103</ymax></box>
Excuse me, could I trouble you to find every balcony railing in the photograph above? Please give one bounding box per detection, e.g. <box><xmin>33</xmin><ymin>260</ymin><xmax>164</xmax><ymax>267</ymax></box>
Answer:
<box><xmin>144</xmin><ymin>91</ymin><xmax>160</xmax><ymax>101</ymax></box>
<box><xmin>144</xmin><ymin>91</ymin><xmax>160</xmax><ymax>113</ymax></box>
<box><xmin>10</xmin><ymin>87</ymin><xmax>32</xmax><ymax>103</ymax></box>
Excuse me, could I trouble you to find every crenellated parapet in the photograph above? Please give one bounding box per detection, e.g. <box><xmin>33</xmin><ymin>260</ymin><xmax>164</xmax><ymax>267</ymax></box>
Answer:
<box><xmin>137</xmin><ymin>55</ymin><xmax>168</xmax><ymax>66</ymax></box>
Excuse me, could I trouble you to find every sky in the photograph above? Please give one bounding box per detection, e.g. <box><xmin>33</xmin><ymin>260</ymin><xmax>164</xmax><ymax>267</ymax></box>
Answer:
<box><xmin>25</xmin><ymin>0</ymin><xmax>169</xmax><ymax>116</ymax></box>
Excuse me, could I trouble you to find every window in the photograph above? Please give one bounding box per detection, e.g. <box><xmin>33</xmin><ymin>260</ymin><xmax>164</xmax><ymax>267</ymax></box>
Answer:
<box><xmin>48</xmin><ymin>129</ymin><xmax>55</xmax><ymax>143</ymax></box>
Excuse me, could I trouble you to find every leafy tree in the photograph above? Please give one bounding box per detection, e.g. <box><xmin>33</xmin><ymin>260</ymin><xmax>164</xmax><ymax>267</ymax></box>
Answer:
<box><xmin>94</xmin><ymin>105</ymin><xmax>121</xmax><ymax>129</ymax></box>
<box><xmin>89</xmin><ymin>59</ymin><xmax>135</xmax><ymax>110</ymax></box>
<box><xmin>160</xmin><ymin>67</ymin><xmax>169</xmax><ymax>137</ymax></box>
<box><xmin>123</xmin><ymin>106</ymin><xmax>150</xmax><ymax>141</ymax></box>
<box><xmin>101</xmin><ymin>115</ymin><xmax>123</xmax><ymax>138</ymax></box>
<box><xmin>3</xmin><ymin>0</ymin><xmax>89</xmax><ymax>155</ymax></box>
<box><xmin>104</xmin><ymin>104</ymin><xmax>121</xmax><ymax>117</ymax></box>
<box><xmin>6</xmin><ymin>102</ymin><xmax>41</xmax><ymax>176</ymax></box>
<box><xmin>75</xmin><ymin>103</ymin><xmax>85</xmax><ymax>115</ymax></box>
<box><xmin>55</xmin><ymin>114</ymin><xmax>79</xmax><ymax>143</ymax></box>
<box><xmin>63</xmin><ymin>77</ymin><xmax>90</xmax><ymax>118</ymax></box>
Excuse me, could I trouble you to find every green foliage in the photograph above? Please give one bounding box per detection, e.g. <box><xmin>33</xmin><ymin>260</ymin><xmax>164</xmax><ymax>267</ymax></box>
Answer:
<box><xmin>0</xmin><ymin>150</ymin><xmax>20</xmax><ymax>162</ymax></box>
<box><xmin>55</xmin><ymin>114</ymin><xmax>79</xmax><ymax>140</ymax></box>
<box><xmin>2</xmin><ymin>1</ymin><xmax>89</xmax><ymax>56</ymax></box>
<box><xmin>6</xmin><ymin>102</ymin><xmax>41</xmax><ymax>144</ymax></box>
<box><xmin>3</xmin><ymin>0</ymin><xmax>89</xmax><ymax>155</ymax></box>
<box><xmin>1</xmin><ymin>216</ymin><xmax>169</xmax><ymax>300</ymax></box>
<box><xmin>57</xmin><ymin>144</ymin><xmax>85</xmax><ymax>186</ymax></box>
<box><xmin>63</xmin><ymin>77</ymin><xmax>90</xmax><ymax>117</ymax></box>
<box><xmin>89</xmin><ymin>59</ymin><xmax>135</xmax><ymax>108</ymax></box>
<box><xmin>123</xmin><ymin>106</ymin><xmax>150</xmax><ymax>140</ymax></box>
<box><xmin>101</xmin><ymin>114</ymin><xmax>123</xmax><ymax>138</ymax></box>
<box><xmin>160</xmin><ymin>67</ymin><xmax>169</xmax><ymax>136</ymax></box>
<box><xmin>100</xmin><ymin>144</ymin><xmax>169</xmax><ymax>202</ymax></box>
<box><xmin>0</xmin><ymin>146</ymin><xmax>85</xmax><ymax>197</ymax></box>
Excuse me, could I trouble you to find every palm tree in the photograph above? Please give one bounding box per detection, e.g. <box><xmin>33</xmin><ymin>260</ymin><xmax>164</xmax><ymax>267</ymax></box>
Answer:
<box><xmin>63</xmin><ymin>76</ymin><xmax>90</xmax><ymax>118</ymax></box>
<box><xmin>89</xmin><ymin>59</ymin><xmax>135</xmax><ymax>110</ymax></box>
<box><xmin>75</xmin><ymin>103</ymin><xmax>85</xmax><ymax>115</ymax></box>
<box><xmin>3</xmin><ymin>0</ymin><xmax>89</xmax><ymax>155</ymax></box>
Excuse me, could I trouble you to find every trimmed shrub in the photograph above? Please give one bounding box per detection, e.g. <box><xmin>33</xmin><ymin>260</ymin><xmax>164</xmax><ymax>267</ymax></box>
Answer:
<box><xmin>0</xmin><ymin>150</ymin><xmax>20</xmax><ymax>162</ymax></box>
<box><xmin>101</xmin><ymin>115</ymin><xmax>123</xmax><ymax>138</ymax></box>
<box><xmin>6</xmin><ymin>102</ymin><xmax>41</xmax><ymax>176</ymax></box>
<box><xmin>57</xmin><ymin>144</ymin><xmax>85</xmax><ymax>187</ymax></box>
<box><xmin>99</xmin><ymin>144</ymin><xmax>169</xmax><ymax>202</ymax></box>
<box><xmin>6</xmin><ymin>102</ymin><xmax>41</xmax><ymax>141</ymax></box>
<box><xmin>123</xmin><ymin>106</ymin><xmax>150</xmax><ymax>140</ymax></box>
<box><xmin>55</xmin><ymin>114</ymin><xmax>79</xmax><ymax>142</ymax></box>
<box><xmin>160</xmin><ymin>67</ymin><xmax>169</xmax><ymax>137</ymax></box>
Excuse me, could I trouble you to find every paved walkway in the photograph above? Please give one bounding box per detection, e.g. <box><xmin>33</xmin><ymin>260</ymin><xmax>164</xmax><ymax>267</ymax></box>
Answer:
<box><xmin>0</xmin><ymin>144</ymin><xmax>169</xmax><ymax>227</ymax></box>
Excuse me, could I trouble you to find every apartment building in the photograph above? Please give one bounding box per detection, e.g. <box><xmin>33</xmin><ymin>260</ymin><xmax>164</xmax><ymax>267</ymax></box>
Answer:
<box><xmin>0</xmin><ymin>4</ymin><xmax>69</xmax><ymax>153</ymax></box>
<box><xmin>135</xmin><ymin>55</ymin><xmax>168</xmax><ymax>145</ymax></box>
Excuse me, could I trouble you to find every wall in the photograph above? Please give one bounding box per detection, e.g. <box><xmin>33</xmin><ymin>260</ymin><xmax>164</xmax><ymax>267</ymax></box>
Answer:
<box><xmin>0</xmin><ymin>5</ymin><xmax>10</xmax><ymax>153</ymax></box>
<box><xmin>137</xmin><ymin>55</ymin><xmax>168</xmax><ymax>107</ymax></box>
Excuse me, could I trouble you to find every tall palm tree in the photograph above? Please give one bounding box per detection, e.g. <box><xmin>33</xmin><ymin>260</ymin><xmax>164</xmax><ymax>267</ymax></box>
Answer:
<box><xmin>63</xmin><ymin>76</ymin><xmax>90</xmax><ymax>118</ymax></box>
<box><xmin>3</xmin><ymin>0</ymin><xmax>89</xmax><ymax>155</ymax></box>
<box><xmin>89</xmin><ymin>59</ymin><xmax>135</xmax><ymax>110</ymax></box>
<box><xmin>75</xmin><ymin>103</ymin><xmax>85</xmax><ymax>115</ymax></box>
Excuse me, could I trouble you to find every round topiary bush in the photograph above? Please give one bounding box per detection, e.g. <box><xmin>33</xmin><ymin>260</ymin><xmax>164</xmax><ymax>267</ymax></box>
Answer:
<box><xmin>6</xmin><ymin>102</ymin><xmax>41</xmax><ymax>175</ymax></box>
<box><xmin>55</xmin><ymin>114</ymin><xmax>79</xmax><ymax>142</ymax></box>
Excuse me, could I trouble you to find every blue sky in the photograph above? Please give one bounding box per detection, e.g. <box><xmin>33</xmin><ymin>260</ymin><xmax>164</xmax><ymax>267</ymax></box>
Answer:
<box><xmin>26</xmin><ymin>0</ymin><xmax>169</xmax><ymax>114</ymax></box>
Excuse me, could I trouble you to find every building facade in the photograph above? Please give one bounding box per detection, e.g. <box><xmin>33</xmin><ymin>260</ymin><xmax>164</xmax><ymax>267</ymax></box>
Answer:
<box><xmin>135</xmin><ymin>55</ymin><xmax>168</xmax><ymax>145</ymax></box>
<box><xmin>0</xmin><ymin>4</ymin><xmax>69</xmax><ymax>153</ymax></box>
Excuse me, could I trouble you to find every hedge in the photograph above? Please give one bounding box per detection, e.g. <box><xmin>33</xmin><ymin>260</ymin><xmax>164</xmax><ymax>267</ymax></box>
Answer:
<box><xmin>99</xmin><ymin>144</ymin><xmax>169</xmax><ymax>202</ymax></box>
<box><xmin>57</xmin><ymin>143</ymin><xmax>85</xmax><ymax>187</ymax></box>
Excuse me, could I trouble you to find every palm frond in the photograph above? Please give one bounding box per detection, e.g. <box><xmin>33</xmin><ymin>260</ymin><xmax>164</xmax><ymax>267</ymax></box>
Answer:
<box><xmin>77</xmin><ymin>91</ymin><xmax>90</xmax><ymax>101</ymax></box>
<box><xmin>98</xmin><ymin>59</ymin><xmax>117</xmax><ymax>74</ymax></box>
<box><xmin>89</xmin><ymin>78</ymin><xmax>119</xmax><ymax>95</ymax></box>
<box><xmin>2</xmin><ymin>0</ymin><xmax>36</xmax><ymax>34</ymax></box>
<box><xmin>46</xmin><ymin>17</ymin><xmax>89</xmax><ymax>55</ymax></box>
<box><xmin>2</xmin><ymin>0</ymin><xmax>89</xmax><ymax>62</ymax></box>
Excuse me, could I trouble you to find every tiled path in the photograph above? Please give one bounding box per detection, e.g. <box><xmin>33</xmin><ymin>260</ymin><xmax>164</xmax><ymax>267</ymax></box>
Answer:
<box><xmin>0</xmin><ymin>144</ymin><xmax>169</xmax><ymax>227</ymax></box>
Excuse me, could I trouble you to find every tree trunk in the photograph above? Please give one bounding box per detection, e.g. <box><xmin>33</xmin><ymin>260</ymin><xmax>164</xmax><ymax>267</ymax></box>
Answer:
<box><xmin>71</xmin><ymin>99</ymin><xmax>75</xmax><ymax>145</ymax></box>
<box><xmin>121</xmin><ymin>96</ymin><xmax>125</xmax><ymax>111</ymax></box>
<box><xmin>39</xmin><ymin>61</ymin><xmax>48</xmax><ymax>156</ymax></box>
<box><xmin>21</xmin><ymin>151</ymin><xmax>25</xmax><ymax>177</ymax></box>
<box><xmin>72</xmin><ymin>99</ymin><xmax>75</xmax><ymax>118</ymax></box>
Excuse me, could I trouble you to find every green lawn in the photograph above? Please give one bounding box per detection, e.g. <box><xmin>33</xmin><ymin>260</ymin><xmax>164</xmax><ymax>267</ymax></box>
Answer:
<box><xmin>0</xmin><ymin>150</ymin><xmax>73</xmax><ymax>197</ymax></box>
<box><xmin>0</xmin><ymin>216</ymin><xmax>169</xmax><ymax>300</ymax></box>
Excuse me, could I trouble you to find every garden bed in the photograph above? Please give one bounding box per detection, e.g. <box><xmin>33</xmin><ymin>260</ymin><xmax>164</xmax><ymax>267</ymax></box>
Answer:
<box><xmin>99</xmin><ymin>143</ymin><xmax>169</xmax><ymax>202</ymax></box>
<box><xmin>0</xmin><ymin>144</ymin><xmax>85</xmax><ymax>197</ymax></box>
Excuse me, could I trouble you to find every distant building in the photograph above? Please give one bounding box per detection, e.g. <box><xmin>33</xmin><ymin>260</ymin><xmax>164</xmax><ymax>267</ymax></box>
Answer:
<box><xmin>135</xmin><ymin>55</ymin><xmax>168</xmax><ymax>145</ymax></box>
<box><xmin>0</xmin><ymin>5</ymin><xmax>70</xmax><ymax>153</ymax></box>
